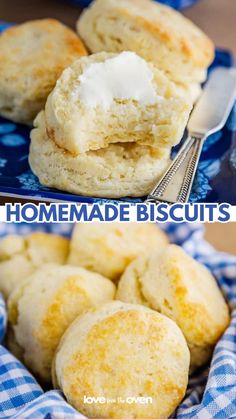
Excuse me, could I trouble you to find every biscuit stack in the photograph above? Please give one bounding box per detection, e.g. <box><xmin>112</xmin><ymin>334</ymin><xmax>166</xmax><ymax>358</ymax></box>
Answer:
<box><xmin>29</xmin><ymin>51</ymin><xmax>192</xmax><ymax>198</ymax></box>
<box><xmin>1</xmin><ymin>224</ymin><xmax>230</xmax><ymax>419</ymax></box>
<box><xmin>0</xmin><ymin>1</ymin><xmax>215</xmax><ymax>198</ymax></box>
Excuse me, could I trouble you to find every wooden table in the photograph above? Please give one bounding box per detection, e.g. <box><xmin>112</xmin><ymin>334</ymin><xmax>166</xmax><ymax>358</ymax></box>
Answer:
<box><xmin>0</xmin><ymin>0</ymin><xmax>236</xmax><ymax>255</ymax></box>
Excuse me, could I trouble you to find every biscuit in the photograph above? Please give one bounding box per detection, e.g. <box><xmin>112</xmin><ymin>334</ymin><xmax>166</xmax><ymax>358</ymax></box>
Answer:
<box><xmin>29</xmin><ymin>111</ymin><xmax>171</xmax><ymax>198</ymax></box>
<box><xmin>116</xmin><ymin>244</ymin><xmax>230</xmax><ymax>371</ymax></box>
<box><xmin>0</xmin><ymin>19</ymin><xmax>87</xmax><ymax>124</ymax></box>
<box><xmin>7</xmin><ymin>264</ymin><xmax>115</xmax><ymax>382</ymax></box>
<box><xmin>45</xmin><ymin>51</ymin><xmax>192</xmax><ymax>154</ymax></box>
<box><xmin>53</xmin><ymin>301</ymin><xmax>190</xmax><ymax>419</ymax></box>
<box><xmin>0</xmin><ymin>235</ymin><xmax>25</xmax><ymax>259</ymax></box>
<box><xmin>176</xmin><ymin>82</ymin><xmax>202</xmax><ymax>104</ymax></box>
<box><xmin>0</xmin><ymin>232</ymin><xmax>69</xmax><ymax>299</ymax></box>
<box><xmin>68</xmin><ymin>222</ymin><xmax>168</xmax><ymax>281</ymax></box>
<box><xmin>77</xmin><ymin>0</ymin><xmax>214</xmax><ymax>99</ymax></box>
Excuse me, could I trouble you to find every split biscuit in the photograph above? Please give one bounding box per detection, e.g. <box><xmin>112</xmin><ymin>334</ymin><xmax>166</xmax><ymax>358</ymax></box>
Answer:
<box><xmin>45</xmin><ymin>51</ymin><xmax>192</xmax><ymax>155</ymax></box>
<box><xmin>29</xmin><ymin>111</ymin><xmax>171</xmax><ymax>198</ymax></box>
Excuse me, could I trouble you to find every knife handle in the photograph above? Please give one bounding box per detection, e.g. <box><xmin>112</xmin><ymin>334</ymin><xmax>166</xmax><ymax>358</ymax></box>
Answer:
<box><xmin>146</xmin><ymin>135</ymin><xmax>205</xmax><ymax>204</ymax></box>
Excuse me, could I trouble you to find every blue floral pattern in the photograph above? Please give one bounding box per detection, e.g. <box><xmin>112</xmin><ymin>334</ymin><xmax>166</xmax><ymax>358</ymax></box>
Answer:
<box><xmin>230</xmin><ymin>149</ymin><xmax>236</xmax><ymax>170</ymax></box>
<box><xmin>0</xmin><ymin>133</ymin><xmax>26</xmax><ymax>147</ymax></box>
<box><xmin>0</xmin><ymin>21</ymin><xmax>235</xmax><ymax>203</ymax></box>
<box><xmin>0</xmin><ymin>122</ymin><xmax>16</xmax><ymax>134</ymax></box>
<box><xmin>191</xmin><ymin>160</ymin><xmax>221</xmax><ymax>202</ymax></box>
<box><xmin>0</xmin><ymin>159</ymin><xmax>7</xmax><ymax>169</ymax></box>
<box><xmin>17</xmin><ymin>171</ymin><xmax>47</xmax><ymax>191</ymax></box>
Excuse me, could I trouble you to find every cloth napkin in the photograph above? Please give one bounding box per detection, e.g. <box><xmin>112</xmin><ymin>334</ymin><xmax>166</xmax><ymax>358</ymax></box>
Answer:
<box><xmin>0</xmin><ymin>222</ymin><xmax>236</xmax><ymax>418</ymax></box>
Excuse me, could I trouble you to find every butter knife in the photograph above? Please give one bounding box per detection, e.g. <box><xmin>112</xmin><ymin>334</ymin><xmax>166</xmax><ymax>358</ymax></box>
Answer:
<box><xmin>146</xmin><ymin>67</ymin><xmax>236</xmax><ymax>204</ymax></box>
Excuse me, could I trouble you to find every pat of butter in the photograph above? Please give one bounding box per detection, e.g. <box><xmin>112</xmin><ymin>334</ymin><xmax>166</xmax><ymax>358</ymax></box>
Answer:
<box><xmin>76</xmin><ymin>52</ymin><xmax>159</xmax><ymax>108</ymax></box>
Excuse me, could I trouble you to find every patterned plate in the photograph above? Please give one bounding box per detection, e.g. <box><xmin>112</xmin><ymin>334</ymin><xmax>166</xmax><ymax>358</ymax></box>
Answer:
<box><xmin>68</xmin><ymin>0</ymin><xmax>200</xmax><ymax>9</ymax></box>
<box><xmin>0</xmin><ymin>23</ymin><xmax>235</xmax><ymax>204</ymax></box>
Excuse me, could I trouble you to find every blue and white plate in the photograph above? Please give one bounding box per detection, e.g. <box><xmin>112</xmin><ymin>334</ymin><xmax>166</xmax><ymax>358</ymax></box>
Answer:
<box><xmin>0</xmin><ymin>22</ymin><xmax>235</xmax><ymax>204</ymax></box>
<box><xmin>68</xmin><ymin>0</ymin><xmax>200</xmax><ymax>9</ymax></box>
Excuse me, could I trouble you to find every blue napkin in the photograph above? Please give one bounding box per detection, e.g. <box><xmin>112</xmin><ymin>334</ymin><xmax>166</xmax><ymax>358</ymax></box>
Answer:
<box><xmin>0</xmin><ymin>222</ymin><xmax>236</xmax><ymax>418</ymax></box>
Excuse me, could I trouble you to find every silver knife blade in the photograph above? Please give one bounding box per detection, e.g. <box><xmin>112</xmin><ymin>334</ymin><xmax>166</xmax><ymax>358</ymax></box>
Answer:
<box><xmin>146</xmin><ymin>66</ymin><xmax>236</xmax><ymax>204</ymax></box>
<box><xmin>188</xmin><ymin>67</ymin><xmax>236</xmax><ymax>138</ymax></box>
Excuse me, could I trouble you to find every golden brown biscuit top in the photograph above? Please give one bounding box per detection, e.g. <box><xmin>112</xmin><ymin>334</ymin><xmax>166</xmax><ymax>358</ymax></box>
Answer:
<box><xmin>0</xmin><ymin>19</ymin><xmax>87</xmax><ymax>94</ymax></box>
<box><xmin>56</xmin><ymin>303</ymin><xmax>190</xmax><ymax>418</ymax></box>
<box><xmin>98</xmin><ymin>0</ymin><xmax>214</xmax><ymax>67</ymax></box>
